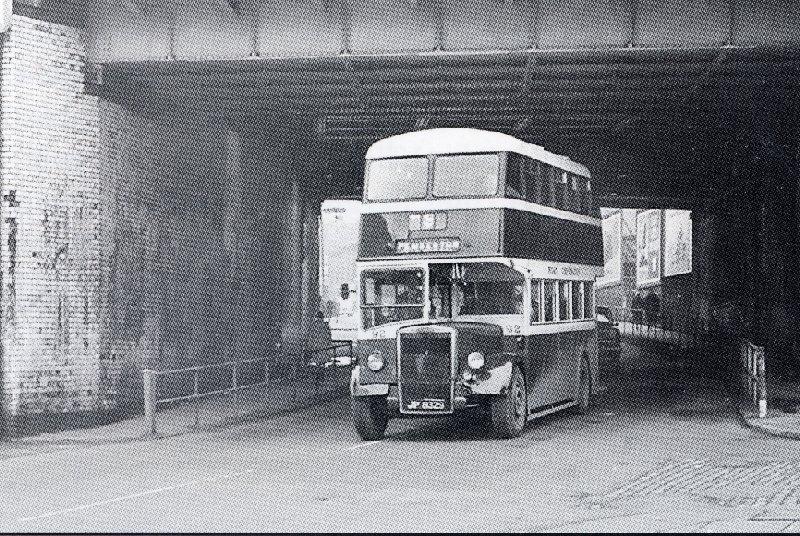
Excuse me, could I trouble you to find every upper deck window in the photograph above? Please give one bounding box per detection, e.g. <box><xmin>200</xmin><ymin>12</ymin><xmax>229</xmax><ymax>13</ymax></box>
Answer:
<box><xmin>432</xmin><ymin>153</ymin><xmax>500</xmax><ymax>198</ymax></box>
<box><xmin>366</xmin><ymin>157</ymin><xmax>428</xmax><ymax>201</ymax></box>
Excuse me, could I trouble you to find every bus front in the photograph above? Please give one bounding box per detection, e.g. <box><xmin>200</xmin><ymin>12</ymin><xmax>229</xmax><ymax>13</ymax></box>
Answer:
<box><xmin>349</xmin><ymin>134</ymin><xmax>530</xmax><ymax>440</ymax></box>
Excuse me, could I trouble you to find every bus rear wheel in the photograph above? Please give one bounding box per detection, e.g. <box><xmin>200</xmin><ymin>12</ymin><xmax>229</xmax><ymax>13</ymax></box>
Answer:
<box><xmin>351</xmin><ymin>395</ymin><xmax>389</xmax><ymax>441</ymax></box>
<box><xmin>491</xmin><ymin>364</ymin><xmax>527</xmax><ymax>439</ymax></box>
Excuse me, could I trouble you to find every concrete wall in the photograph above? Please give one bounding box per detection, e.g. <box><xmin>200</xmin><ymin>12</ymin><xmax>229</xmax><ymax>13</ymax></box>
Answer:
<box><xmin>707</xmin><ymin>109</ymin><xmax>800</xmax><ymax>365</ymax></box>
<box><xmin>0</xmin><ymin>14</ymin><xmax>322</xmax><ymax>432</ymax></box>
<box><xmin>97</xmin><ymin>105</ymin><xmax>310</xmax><ymax>412</ymax></box>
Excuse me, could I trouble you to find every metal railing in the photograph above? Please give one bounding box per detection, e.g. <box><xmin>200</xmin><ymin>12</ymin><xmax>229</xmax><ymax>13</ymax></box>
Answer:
<box><xmin>608</xmin><ymin>307</ymin><xmax>698</xmax><ymax>347</ymax></box>
<box><xmin>739</xmin><ymin>339</ymin><xmax>767</xmax><ymax>418</ymax></box>
<box><xmin>142</xmin><ymin>341</ymin><xmax>353</xmax><ymax>436</ymax></box>
<box><xmin>604</xmin><ymin>306</ymin><xmax>699</xmax><ymax>349</ymax></box>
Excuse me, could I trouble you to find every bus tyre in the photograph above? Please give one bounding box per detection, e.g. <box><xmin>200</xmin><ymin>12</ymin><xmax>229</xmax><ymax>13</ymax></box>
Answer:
<box><xmin>573</xmin><ymin>357</ymin><xmax>592</xmax><ymax>415</ymax></box>
<box><xmin>351</xmin><ymin>395</ymin><xmax>389</xmax><ymax>441</ymax></box>
<box><xmin>491</xmin><ymin>364</ymin><xmax>527</xmax><ymax>439</ymax></box>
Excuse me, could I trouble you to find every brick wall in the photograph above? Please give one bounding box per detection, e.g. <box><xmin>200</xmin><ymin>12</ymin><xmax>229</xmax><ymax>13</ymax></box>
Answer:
<box><xmin>0</xmin><ymin>14</ymin><xmax>321</xmax><ymax>431</ymax></box>
<box><xmin>0</xmin><ymin>15</ymin><xmax>102</xmax><ymax>423</ymax></box>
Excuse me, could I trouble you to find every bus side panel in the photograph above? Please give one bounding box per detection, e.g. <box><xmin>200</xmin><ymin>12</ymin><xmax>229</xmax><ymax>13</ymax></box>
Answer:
<box><xmin>588</xmin><ymin>328</ymin><xmax>599</xmax><ymax>394</ymax></box>
<box><xmin>560</xmin><ymin>328</ymin><xmax>598</xmax><ymax>400</ymax></box>
<box><xmin>558</xmin><ymin>330</ymin><xmax>586</xmax><ymax>402</ymax></box>
<box><xmin>526</xmin><ymin>333</ymin><xmax>562</xmax><ymax>409</ymax></box>
<box><xmin>503</xmin><ymin>209</ymin><xmax>603</xmax><ymax>266</ymax></box>
<box><xmin>527</xmin><ymin>329</ymin><xmax>594</xmax><ymax>410</ymax></box>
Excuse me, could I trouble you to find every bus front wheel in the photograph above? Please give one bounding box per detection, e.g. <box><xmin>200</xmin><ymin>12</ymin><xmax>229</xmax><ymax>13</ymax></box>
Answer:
<box><xmin>491</xmin><ymin>364</ymin><xmax>527</xmax><ymax>439</ymax></box>
<box><xmin>351</xmin><ymin>395</ymin><xmax>389</xmax><ymax>441</ymax></box>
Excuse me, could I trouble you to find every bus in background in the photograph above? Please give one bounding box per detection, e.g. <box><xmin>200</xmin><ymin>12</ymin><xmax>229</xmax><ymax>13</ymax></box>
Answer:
<box><xmin>346</xmin><ymin>128</ymin><xmax>604</xmax><ymax>440</ymax></box>
<box><xmin>318</xmin><ymin>199</ymin><xmax>361</xmax><ymax>342</ymax></box>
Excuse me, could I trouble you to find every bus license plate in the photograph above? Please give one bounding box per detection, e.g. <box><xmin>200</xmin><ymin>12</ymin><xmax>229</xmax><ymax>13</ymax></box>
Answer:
<box><xmin>406</xmin><ymin>399</ymin><xmax>446</xmax><ymax>411</ymax></box>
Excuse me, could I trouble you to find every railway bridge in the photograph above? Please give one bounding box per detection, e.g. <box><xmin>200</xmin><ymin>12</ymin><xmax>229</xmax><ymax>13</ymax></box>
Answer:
<box><xmin>0</xmin><ymin>0</ymin><xmax>798</xmax><ymax>432</ymax></box>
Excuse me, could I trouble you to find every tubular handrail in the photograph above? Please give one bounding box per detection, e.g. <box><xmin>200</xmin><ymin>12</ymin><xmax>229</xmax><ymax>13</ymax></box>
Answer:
<box><xmin>142</xmin><ymin>341</ymin><xmax>354</xmax><ymax>436</ymax></box>
<box><xmin>147</xmin><ymin>355</ymin><xmax>275</xmax><ymax>377</ymax></box>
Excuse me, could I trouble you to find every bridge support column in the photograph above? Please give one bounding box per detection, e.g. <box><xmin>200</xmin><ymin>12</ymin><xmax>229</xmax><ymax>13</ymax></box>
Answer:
<box><xmin>747</xmin><ymin>96</ymin><xmax>799</xmax><ymax>368</ymax></box>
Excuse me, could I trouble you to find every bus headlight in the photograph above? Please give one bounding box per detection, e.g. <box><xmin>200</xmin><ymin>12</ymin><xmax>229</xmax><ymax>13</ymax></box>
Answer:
<box><xmin>367</xmin><ymin>352</ymin><xmax>385</xmax><ymax>372</ymax></box>
<box><xmin>467</xmin><ymin>352</ymin><xmax>485</xmax><ymax>370</ymax></box>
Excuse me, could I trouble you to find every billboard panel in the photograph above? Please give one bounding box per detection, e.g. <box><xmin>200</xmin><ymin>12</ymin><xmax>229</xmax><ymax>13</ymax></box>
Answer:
<box><xmin>597</xmin><ymin>212</ymin><xmax>622</xmax><ymax>286</ymax></box>
<box><xmin>664</xmin><ymin>209</ymin><xmax>692</xmax><ymax>277</ymax></box>
<box><xmin>636</xmin><ymin>209</ymin><xmax>662</xmax><ymax>287</ymax></box>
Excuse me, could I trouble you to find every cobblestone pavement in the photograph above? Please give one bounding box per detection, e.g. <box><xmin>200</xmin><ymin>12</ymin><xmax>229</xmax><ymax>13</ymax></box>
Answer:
<box><xmin>0</xmin><ymin>343</ymin><xmax>798</xmax><ymax>532</ymax></box>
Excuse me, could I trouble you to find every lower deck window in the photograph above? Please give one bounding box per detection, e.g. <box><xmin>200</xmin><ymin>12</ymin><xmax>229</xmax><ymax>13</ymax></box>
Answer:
<box><xmin>559</xmin><ymin>281</ymin><xmax>571</xmax><ymax>321</ymax></box>
<box><xmin>572</xmin><ymin>281</ymin><xmax>583</xmax><ymax>319</ymax></box>
<box><xmin>544</xmin><ymin>281</ymin><xmax>556</xmax><ymax>322</ymax></box>
<box><xmin>584</xmin><ymin>281</ymin><xmax>594</xmax><ymax>319</ymax></box>
<box><xmin>530</xmin><ymin>280</ymin><xmax>542</xmax><ymax>323</ymax></box>
<box><xmin>537</xmin><ymin>279</ymin><xmax>596</xmax><ymax>323</ymax></box>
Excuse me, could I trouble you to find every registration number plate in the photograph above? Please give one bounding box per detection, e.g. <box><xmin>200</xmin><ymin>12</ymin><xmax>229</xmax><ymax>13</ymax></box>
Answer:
<box><xmin>406</xmin><ymin>399</ymin><xmax>446</xmax><ymax>411</ymax></box>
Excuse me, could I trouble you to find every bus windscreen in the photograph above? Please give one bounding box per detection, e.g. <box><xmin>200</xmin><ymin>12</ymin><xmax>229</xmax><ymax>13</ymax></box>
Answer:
<box><xmin>361</xmin><ymin>269</ymin><xmax>425</xmax><ymax>328</ymax></box>
<box><xmin>366</xmin><ymin>157</ymin><xmax>428</xmax><ymax>201</ymax></box>
<box><xmin>432</xmin><ymin>153</ymin><xmax>499</xmax><ymax>198</ymax></box>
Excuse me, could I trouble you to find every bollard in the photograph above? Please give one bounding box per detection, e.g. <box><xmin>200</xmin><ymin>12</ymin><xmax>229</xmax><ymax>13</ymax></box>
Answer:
<box><xmin>757</xmin><ymin>347</ymin><xmax>767</xmax><ymax>418</ymax></box>
<box><xmin>232</xmin><ymin>363</ymin><xmax>239</xmax><ymax>419</ymax></box>
<box><xmin>193</xmin><ymin>371</ymin><xmax>200</xmax><ymax>428</ymax></box>
<box><xmin>143</xmin><ymin>369</ymin><xmax>157</xmax><ymax>437</ymax></box>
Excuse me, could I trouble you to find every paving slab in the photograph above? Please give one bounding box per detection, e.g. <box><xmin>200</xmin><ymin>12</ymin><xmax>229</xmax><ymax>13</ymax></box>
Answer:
<box><xmin>2</xmin><ymin>367</ymin><xmax>350</xmax><ymax>448</ymax></box>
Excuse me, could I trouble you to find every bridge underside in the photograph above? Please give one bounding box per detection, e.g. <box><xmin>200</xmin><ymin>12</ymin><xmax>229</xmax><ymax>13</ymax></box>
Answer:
<box><xmin>20</xmin><ymin>0</ymin><xmax>799</xmax><ymax>203</ymax></box>
<box><xmin>99</xmin><ymin>46</ymin><xmax>799</xmax><ymax>206</ymax></box>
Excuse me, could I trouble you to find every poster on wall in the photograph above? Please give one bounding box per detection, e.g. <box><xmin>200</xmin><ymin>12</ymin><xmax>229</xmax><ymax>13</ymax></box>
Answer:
<box><xmin>597</xmin><ymin>212</ymin><xmax>622</xmax><ymax>286</ymax></box>
<box><xmin>636</xmin><ymin>209</ymin><xmax>662</xmax><ymax>287</ymax></box>
<box><xmin>664</xmin><ymin>209</ymin><xmax>692</xmax><ymax>277</ymax></box>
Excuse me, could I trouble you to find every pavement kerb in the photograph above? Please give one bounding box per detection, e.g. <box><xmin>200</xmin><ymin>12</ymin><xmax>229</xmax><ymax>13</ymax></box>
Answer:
<box><xmin>740</xmin><ymin>414</ymin><xmax>800</xmax><ymax>440</ymax></box>
<box><xmin>734</xmin><ymin>400</ymin><xmax>800</xmax><ymax>440</ymax></box>
<box><xmin>2</xmin><ymin>377</ymin><xmax>350</xmax><ymax>448</ymax></box>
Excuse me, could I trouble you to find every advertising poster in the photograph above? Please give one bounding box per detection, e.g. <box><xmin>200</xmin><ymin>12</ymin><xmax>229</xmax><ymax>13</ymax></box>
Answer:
<box><xmin>636</xmin><ymin>209</ymin><xmax>662</xmax><ymax>287</ymax></box>
<box><xmin>664</xmin><ymin>209</ymin><xmax>692</xmax><ymax>277</ymax></box>
<box><xmin>597</xmin><ymin>212</ymin><xmax>622</xmax><ymax>286</ymax></box>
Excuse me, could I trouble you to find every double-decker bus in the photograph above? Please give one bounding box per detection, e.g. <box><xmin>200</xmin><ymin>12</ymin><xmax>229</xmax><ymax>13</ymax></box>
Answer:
<box><xmin>347</xmin><ymin>128</ymin><xmax>603</xmax><ymax>440</ymax></box>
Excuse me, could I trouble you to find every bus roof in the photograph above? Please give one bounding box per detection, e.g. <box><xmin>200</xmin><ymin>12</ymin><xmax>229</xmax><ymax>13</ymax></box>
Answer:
<box><xmin>365</xmin><ymin>128</ymin><xmax>591</xmax><ymax>178</ymax></box>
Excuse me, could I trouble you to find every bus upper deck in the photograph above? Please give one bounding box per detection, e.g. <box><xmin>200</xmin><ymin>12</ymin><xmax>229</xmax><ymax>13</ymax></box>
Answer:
<box><xmin>363</xmin><ymin>128</ymin><xmax>597</xmax><ymax>218</ymax></box>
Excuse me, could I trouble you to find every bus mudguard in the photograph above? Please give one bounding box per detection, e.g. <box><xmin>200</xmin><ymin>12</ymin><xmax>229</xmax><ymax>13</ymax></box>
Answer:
<box><xmin>350</xmin><ymin>365</ymin><xmax>390</xmax><ymax>397</ymax></box>
<box><xmin>466</xmin><ymin>359</ymin><xmax>515</xmax><ymax>395</ymax></box>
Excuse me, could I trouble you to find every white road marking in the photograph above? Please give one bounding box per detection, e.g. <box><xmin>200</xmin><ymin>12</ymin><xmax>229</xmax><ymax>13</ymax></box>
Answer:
<box><xmin>347</xmin><ymin>440</ymin><xmax>380</xmax><ymax>451</ymax></box>
<box><xmin>14</xmin><ymin>440</ymin><xmax>378</xmax><ymax>525</ymax></box>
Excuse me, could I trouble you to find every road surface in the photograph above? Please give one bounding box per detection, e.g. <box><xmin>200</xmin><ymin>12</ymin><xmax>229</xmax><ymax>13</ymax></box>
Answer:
<box><xmin>1</xmin><ymin>343</ymin><xmax>798</xmax><ymax>532</ymax></box>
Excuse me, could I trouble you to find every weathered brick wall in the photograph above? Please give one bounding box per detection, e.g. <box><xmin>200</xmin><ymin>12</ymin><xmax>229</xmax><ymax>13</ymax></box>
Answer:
<box><xmin>0</xmin><ymin>14</ymin><xmax>320</xmax><ymax>430</ymax></box>
<box><xmin>0</xmin><ymin>15</ymin><xmax>102</xmax><ymax>421</ymax></box>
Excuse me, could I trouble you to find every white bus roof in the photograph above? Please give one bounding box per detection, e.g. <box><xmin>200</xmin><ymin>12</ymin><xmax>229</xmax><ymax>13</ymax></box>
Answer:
<box><xmin>365</xmin><ymin>128</ymin><xmax>591</xmax><ymax>178</ymax></box>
